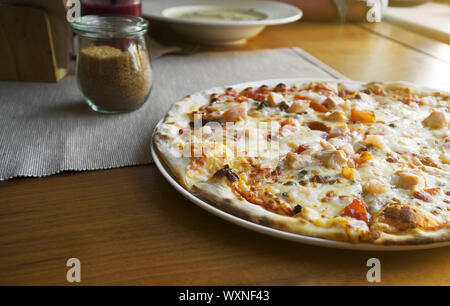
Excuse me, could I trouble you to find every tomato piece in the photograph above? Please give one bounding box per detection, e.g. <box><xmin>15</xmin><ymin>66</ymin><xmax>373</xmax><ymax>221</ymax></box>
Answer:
<box><xmin>296</xmin><ymin>144</ymin><xmax>308</xmax><ymax>154</ymax></box>
<box><xmin>293</xmin><ymin>95</ymin><xmax>310</xmax><ymax>100</ymax></box>
<box><xmin>281</xmin><ymin>118</ymin><xmax>296</xmax><ymax>127</ymax></box>
<box><xmin>340</xmin><ymin>198</ymin><xmax>369</xmax><ymax>223</ymax></box>
<box><xmin>424</xmin><ymin>188</ymin><xmax>440</xmax><ymax>195</ymax></box>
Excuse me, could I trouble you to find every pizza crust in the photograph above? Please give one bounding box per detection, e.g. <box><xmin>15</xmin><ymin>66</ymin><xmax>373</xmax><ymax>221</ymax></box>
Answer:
<box><xmin>193</xmin><ymin>177</ymin><xmax>351</xmax><ymax>242</ymax></box>
<box><xmin>370</xmin><ymin>204</ymin><xmax>450</xmax><ymax>245</ymax></box>
<box><xmin>371</xmin><ymin>227</ymin><xmax>450</xmax><ymax>245</ymax></box>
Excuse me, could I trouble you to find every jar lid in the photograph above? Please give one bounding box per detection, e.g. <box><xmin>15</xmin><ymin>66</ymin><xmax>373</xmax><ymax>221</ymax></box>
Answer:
<box><xmin>71</xmin><ymin>15</ymin><xmax>149</xmax><ymax>38</ymax></box>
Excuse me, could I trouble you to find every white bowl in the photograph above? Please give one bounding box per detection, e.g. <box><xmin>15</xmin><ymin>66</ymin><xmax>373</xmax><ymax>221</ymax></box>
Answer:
<box><xmin>142</xmin><ymin>0</ymin><xmax>302</xmax><ymax>45</ymax></box>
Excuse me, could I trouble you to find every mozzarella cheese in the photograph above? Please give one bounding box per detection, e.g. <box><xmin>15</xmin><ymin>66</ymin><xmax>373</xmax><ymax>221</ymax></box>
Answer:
<box><xmin>157</xmin><ymin>81</ymin><xmax>450</xmax><ymax>241</ymax></box>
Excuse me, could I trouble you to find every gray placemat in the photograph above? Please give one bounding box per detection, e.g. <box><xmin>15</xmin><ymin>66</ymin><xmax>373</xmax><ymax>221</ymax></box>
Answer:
<box><xmin>0</xmin><ymin>47</ymin><xmax>347</xmax><ymax>181</ymax></box>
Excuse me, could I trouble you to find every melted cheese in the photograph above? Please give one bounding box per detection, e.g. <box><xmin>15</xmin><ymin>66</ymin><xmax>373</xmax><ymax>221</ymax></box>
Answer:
<box><xmin>157</xmin><ymin>81</ymin><xmax>450</xmax><ymax>240</ymax></box>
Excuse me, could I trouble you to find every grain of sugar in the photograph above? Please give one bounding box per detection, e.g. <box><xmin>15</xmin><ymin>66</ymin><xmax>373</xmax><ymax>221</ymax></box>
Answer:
<box><xmin>77</xmin><ymin>45</ymin><xmax>152</xmax><ymax>111</ymax></box>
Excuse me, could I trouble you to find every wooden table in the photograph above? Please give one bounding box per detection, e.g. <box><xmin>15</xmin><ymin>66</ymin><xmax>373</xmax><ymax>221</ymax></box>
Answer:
<box><xmin>1</xmin><ymin>21</ymin><xmax>449</xmax><ymax>286</ymax></box>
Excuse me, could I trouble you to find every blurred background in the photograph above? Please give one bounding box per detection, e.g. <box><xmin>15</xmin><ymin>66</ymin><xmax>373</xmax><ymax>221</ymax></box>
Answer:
<box><xmin>0</xmin><ymin>0</ymin><xmax>448</xmax><ymax>83</ymax></box>
<box><xmin>385</xmin><ymin>0</ymin><xmax>450</xmax><ymax>44</ymax></box>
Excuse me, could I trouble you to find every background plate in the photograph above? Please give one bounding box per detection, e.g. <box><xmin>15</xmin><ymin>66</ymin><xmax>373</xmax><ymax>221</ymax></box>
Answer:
<box><xmin>142</xmin><ymin>0</ymin><xmax>302</xmax><ymax>26</ymax></box>
<box><xmin>151</xmin><ymin>78</ymin><xmax>450</xmax><ymax>251</ymax></box>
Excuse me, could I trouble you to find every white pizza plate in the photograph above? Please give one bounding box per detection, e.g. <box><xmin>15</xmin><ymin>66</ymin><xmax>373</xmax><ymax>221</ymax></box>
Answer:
<box><xmin>142</xmin><ymin>0</ymin><xmax>302</xmax><ymax>45</ymax></box>
<box><xmin>151</xmin><ymin>78</ymin><xmax>450</xmax><ymax>251</ymax></box>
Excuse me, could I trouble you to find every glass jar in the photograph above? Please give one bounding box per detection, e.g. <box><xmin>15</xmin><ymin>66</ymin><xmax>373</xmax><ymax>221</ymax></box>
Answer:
<box><xmin>81</xmin><ymin>0</ymin><xmax>142</xmax><ymax>17</ymax></box>
<box><xmin>71</xmin><ymin>15</ymin><xmax>152</xmax><ymax>114</ymax></box>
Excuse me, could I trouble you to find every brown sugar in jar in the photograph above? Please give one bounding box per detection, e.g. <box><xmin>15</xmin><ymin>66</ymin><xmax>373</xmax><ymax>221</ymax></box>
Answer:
<box><xmin>77</xmin><ymin>45</ymin><xmax>152</xmax><ymax>112</ymax></box>
<box><xmin>72</xmin><ymin>15</ymin><xmax>152</xmax><ymax>113</ymax></box>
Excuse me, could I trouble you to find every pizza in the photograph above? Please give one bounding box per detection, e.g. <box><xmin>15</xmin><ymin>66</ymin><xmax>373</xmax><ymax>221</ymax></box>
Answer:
<box><xmin>154</xmin><ymin>79</ymin><xmax>450</xmax><ymax>245</ymax></box>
